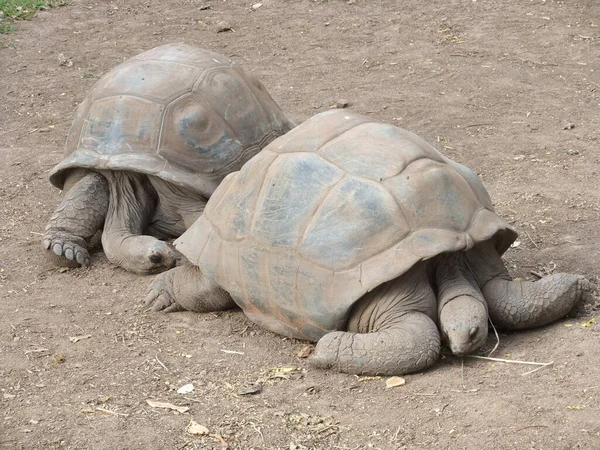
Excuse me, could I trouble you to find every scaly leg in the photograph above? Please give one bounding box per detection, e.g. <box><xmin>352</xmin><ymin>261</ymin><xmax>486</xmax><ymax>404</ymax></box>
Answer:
<box><xmin>43</xmin><ymin>171</ymin><xmax>108</xmax><ymax>267</ymax></box>
<box><xmin>309</xmin><ymin>264</ymin><xmax>441</xmax><ymax>376</ymax></box>
<box><xmin>467</xmin><ymin>241</ymin><xmax>597</xmax><ymax>330</ymax></box>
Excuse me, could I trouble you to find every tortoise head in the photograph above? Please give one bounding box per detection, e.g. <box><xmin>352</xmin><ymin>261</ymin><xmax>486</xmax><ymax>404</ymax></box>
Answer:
<box><xmin>439</xmin><ymin>296</ymin><xmax>489</xmax><ymax>356</ymax></box>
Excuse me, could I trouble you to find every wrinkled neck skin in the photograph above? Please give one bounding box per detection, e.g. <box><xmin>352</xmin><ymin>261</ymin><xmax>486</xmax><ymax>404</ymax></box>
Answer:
<box><xmin>346</xmin><ymin>262</ymin><xmax>437</xmax><ymax>334</ymax></box>
<box><xmin>148</xmin><ymin>176</ymin><xmax>207</xmax><ymax>230</ymax></box>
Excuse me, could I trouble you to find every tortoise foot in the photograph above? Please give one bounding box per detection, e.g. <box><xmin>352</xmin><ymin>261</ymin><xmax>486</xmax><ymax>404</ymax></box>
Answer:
<box><xmin>42</xmin><ymin>230</ymin><xmax>90</xmax><ymax>267</ymax></box>
<box><xmin>145</xmin><ymin>268</ymin><xmax>184</xmax><ymax>312</ymax></box>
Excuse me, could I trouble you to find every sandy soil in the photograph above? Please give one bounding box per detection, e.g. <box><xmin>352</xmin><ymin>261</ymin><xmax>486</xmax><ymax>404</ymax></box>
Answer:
<box><xmin>1</xmin><ymin>0</ymin><xmax>599</xmax><ymax>449</ymax></box>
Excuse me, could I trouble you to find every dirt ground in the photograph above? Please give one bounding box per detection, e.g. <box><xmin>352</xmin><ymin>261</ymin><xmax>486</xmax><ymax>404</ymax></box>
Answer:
<box><xmin>1</xmin><ymin>0</ymin><xmax>599</xmax><ymax>448</ymax></box>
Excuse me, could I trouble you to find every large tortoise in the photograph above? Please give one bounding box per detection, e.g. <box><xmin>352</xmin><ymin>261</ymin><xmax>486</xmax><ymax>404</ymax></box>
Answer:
<box><xmin>145</xmin><ymin>110</ymin><xmax>596</xmax><ymax>375</ymax></box>
<box><xmin>43</xmin><ymin>43</ymin><xmax>294</xmax><ymax>274</ymax></box>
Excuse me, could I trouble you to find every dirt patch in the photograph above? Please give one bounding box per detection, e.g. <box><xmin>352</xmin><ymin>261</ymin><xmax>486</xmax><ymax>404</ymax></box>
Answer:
<box><xmin>1</xmin><ymin>0</ymin><xmax>599</xmax><ymax>449</ymax></box>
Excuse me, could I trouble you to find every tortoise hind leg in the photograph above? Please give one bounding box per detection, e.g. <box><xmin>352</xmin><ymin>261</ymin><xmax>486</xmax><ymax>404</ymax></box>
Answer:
<box><xmin>309</xmin><ymin>265</ymin><xmax>441</xmax><ymax>376</ymax></box>
<box><xmin>100</xmin><ymin>171</ymin><xmax>178</xmax><ymax>275</ymax></box>
<box><xmin>145</xmin><ymin>265</ymin><xmax>236</xmax><ymax>313</ymax></box>
<box><xmin>43</xmin><ymin>170</ymin><xmax>108</xmax><ymax>267</ymax></box>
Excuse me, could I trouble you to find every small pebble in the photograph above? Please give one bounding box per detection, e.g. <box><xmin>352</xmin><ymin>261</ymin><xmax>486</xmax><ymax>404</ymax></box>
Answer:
<box><xmin>331</xmin><ymin>99</ymin><xmax>350</xmax><ymax>109</ymax></box>
<box><xmin>566</xmin><ymin>149</ymin><xmax>579</xmax><ymax>155</ymax></box>
<box><xmin>563</xmin><ymin>123</ymin><xmax>575</xmax><ymax>130</ymax></box>
<box><xmin>216</xmin><ymin>21</ymin><xmax>233</xmax><ymax>33</ymax></box>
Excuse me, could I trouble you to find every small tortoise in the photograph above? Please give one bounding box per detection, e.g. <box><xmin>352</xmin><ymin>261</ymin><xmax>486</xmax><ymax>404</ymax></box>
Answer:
<box><xmin>145</xmin><ymin>110</ymin><xmax>596</xmax><ymax>375</ymax></box>
<box><xmin>44</xmin><ymin>43</ymin><xmax>294</xmax><ymax>274</ymax></box>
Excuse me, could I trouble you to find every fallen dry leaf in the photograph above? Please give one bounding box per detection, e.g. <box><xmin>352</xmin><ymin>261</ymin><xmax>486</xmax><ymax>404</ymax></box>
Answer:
<box><xmin>385</xmin><ymin>376</ymin><xmax>406</xmax><ymax>388</ymax></box>
<box><xmin>296</xmin><ymin>345</ymin><xmax>313</xmax><ymax>358</ymax></box>
<box><xmin>186</xmin><ymin>419</ymin><xmax>209</xmax><ymax>436</ymax></box>
<box><xmin>146</xmin><ymin>399</ymin><xmax>189</xmax><ymax>414</ymax></box>
<box><xmin>177</xmin><ymin>383</ymin><xmax>195</xmax><ymax>394</ymax></box>
<box><xmin>581</xmin><ymin>318</ymin><xmax>595</xmax><ymax>328</ymax></box>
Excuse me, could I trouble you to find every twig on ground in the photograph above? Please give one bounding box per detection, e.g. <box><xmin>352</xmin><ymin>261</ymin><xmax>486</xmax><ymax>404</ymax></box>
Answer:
<box><xmin>445</xmin><ymin>352</ymin><xmax>554</xmax><ymax>375</ymax></box>
<box><xmin>487</xmin><ymin>318</ymin><xmax>500</xmax><ymax>357</ymax></box>
<box><xmin>81</xmin><ymin>407</ymin><xmax>129</xmax><ymax>417</ymax></box>
<box><xmin>525</xmin><ymin>231</ymin><xmax>539</xmax><ymax>249</ymax></box>
<box><xmin>463</xmin><ymin>354</ymin><xmax>553</xmax><ymax>367</ymax></box>
<box><xmin>155</xmin><ymin>354</ymin><xmax>170</xmax><ymax>372</ymax></box>
<box><xmin>521</xmin><ymin>362</ymin><xmax>554</xmax><ymax>376</ymax></box>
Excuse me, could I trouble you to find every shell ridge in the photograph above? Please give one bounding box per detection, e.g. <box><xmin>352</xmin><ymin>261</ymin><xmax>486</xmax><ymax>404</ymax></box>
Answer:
<box><xmin>381</xmin><ymin>155</ymin><xmax>432</xmax><ymax>182</ymax></box>
<box><xmin>232</xmin><ymin>66</ymin><xmax>273</xmax><ymax>130</ymax></box>
<box><xmin>237</xmin><ymin>243</ymin><xmax>250</xmax><ymax>304</ymax></box>
<box><xmin>192</xmin><ymin>66</ymin><xmax>262</xmax><ymax>148</ymax></box>
<box><xmin>464</xmin><ymin>205</ymin><xmax>486</xmax><ymax>240</ymax></box>
<box><xmin>156</xmin><ymin>105</ymin><xmax>169</xmax><ymax>154</ymax></box>
<box><xmin>129</xmin><ymin>58</ymin><xmax>226</xmax><ymax>70</ymax></box>
<box><xmin>248</xmin><ymin>154</ymin><xmax>280</xmax><ymax>237</ymax></box>
<box><xmin>196</xmin><ymin>228</ymin><xmax>214</xmax><ymax>266</ymax></box>
<box><xmin>313</xmin><ymin>120</ymin><xmax>381</xmax><ymax>154</ymax></box>
<box><xmin>92</xmin><ymin>93</ymin><xmax>169</xmax><ymax>106</ymax></box>
<box><xmin>296</xmin><ymin>172</ymin><xmax>348</xmax><ymax>252</ymax></box>
<box><xmin>204</xmin><ymin>174</ymin><xmax>239</xmax><ymax>234</ymax></box>
<box><xmin>217</xmin><ymin>129</ymin><xmax>286</xmax><ymax>178</ymax></box>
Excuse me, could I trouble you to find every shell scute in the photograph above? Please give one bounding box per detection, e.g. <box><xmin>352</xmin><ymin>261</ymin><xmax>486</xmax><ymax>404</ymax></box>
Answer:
<box><xmin>205</xmin><ymin>151</ymin><xmax>278</xmax><ymax>242</ymax></box>
<box><xmin>193</xmin><ymin>66</ymin><xmax>271</xmax><ymax>144</ymax></box>
<box><xmin>269</xmin><ymin>109</ymin><xmax>370</xmax><ymax>154</ymax></box>
<box><xmin>237</xmin><ymin>244</ymin><xmax>271</xmax><ymax>315</ymax></box>
<box><xmin>383</xmin><ymin>158</ymin><xmax>482</xmax><ymax>232</ymax></box>
<box><xmin>90</xmin><ymin>60</ymin><xmax>201</xmax><ymax>104</ymax></box>
<box><xmin>251</xmin><ymin>153</ymin><xmax>344</xmax><ymax>248</ymax></box>
<box><xmin>79</xmin><ymin>96</ymin><xmax>163</xmax><ymax>155</ymax></box>
<box><xmin>299</xmin><ymin>175</ymin><xmax>410</xmax><ymax>270</ymax></box>
<box><xmin>157</xmin><ymin>93</ymin><xmax>238</xmax><ymax>174</ymax></box>
<box><xmin>318</xmin><ymin>122</ymin><xmax>443</xmax><ymax>181</ymax></box>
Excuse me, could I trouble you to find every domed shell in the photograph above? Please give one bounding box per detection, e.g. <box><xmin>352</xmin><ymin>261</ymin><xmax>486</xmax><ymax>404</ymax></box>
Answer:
<box><xmin>49</xmin><ymin>43</ymin><xmax>294</xmax><ymax>198</ymax></box>
<box><xmin>175</xmin><ymin>110</ymin><xmax>517</xmax><ymax>341</ymax></box>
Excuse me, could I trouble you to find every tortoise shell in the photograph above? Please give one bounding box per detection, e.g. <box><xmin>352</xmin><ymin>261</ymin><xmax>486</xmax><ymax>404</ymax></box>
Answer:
<box><xmin>175</xmin><ymin>110</ymin><xmax>518</xmax><ymax>341</ymax></box>
<box><xmin>49</xmin><ymin>43</ymin><xmax>294</xmax><ymax>198</ymax></box>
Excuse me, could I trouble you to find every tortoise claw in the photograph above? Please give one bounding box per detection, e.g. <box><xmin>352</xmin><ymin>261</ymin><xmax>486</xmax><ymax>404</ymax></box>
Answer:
<box><xmin>145</xmin><ymin>270</ymin><xmax>179</xmax><ymax>312</ymax></box>
<box><xmin>44</xmin><ymin>231</ymin><xmax>90</xmax><ymax>268</ymax></box>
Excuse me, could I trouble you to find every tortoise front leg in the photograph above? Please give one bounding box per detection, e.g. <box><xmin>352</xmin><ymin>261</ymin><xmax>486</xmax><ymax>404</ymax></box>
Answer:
<box><xmin>100</xmin><ymin>171</ymin><xmax>179</xmax><ymax>275</ymax></box>
<box><xmin>145</xmin><ymin>265</ymin><xmax>236</xmax><ymax>313</ymax></box>
<box><xmin>309</xmin><ymin>265</ymin><xmax>441</xmax><ymax>376</ymax></box>
<box><xmin>467</xmin><ymin>241</ymin><xmax>598</xmax><ymax>330</ymax></box>
<box><xmin>43</xmin><ymin>170</ymin><xmax>108</xmax><ymax>267</ymax></box>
